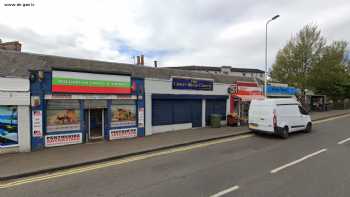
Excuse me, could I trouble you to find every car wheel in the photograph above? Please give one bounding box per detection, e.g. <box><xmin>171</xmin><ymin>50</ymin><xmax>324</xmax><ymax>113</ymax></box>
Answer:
<box><xmin>305</xmin><ymin>123</ymin><xmax>312</xmax><ymax>133</ymax></box>
<box><xmin>280</xmin><ymin>126</ymin><xmax>289</xmax><ymax>139</ymax></box>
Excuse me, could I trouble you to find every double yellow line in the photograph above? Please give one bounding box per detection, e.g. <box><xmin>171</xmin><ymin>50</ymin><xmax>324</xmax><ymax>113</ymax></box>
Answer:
<box><xmin>0</xmin><ymin>134</ymin><xmax>253</xmax><ymax>189</ymax></box>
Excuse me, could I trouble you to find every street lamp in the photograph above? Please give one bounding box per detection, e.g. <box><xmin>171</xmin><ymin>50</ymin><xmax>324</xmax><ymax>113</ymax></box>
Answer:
<box><xmin>264</xmin><ymin>14</ymin><xmax>280</xmax><ymax>97</ymax></box>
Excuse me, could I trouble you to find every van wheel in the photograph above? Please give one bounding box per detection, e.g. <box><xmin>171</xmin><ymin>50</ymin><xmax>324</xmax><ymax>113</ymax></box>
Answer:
<box><xmin>280</xmin><ymin>126</ymin><xmax>289</xmax><ymax>139</ymax></box>
<box><xmin>305</xmin><ymin>123</ymin><xmax>312</xmax><ymax>133</ymax></box>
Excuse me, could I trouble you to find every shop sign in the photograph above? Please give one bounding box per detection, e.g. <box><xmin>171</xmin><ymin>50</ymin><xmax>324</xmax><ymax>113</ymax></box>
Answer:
<box><xmin>0</xmin><ymin>106</ymin><xmax>18</xmax><ymax>147</ymax></box>
<box><xmin>32</xmin><ymin>110</ymin><xmax>43</xmax><ymax>137</ymax></box>
<box><xmin>47</xmin><ymin>109</ymin><xmax>81</xmax><ymax>132</ymax></box>
<box><xmin>172</xmin><ymin>77</ymin><xmax>213</xmax><ymax>91</ymax></box>
<box><xmin>109</xmin><ymin>127</ymin><xmax>137</xmax><ymax>140</ymax></box>
<box><xmin>52</xmin><ymin>71</ymin><xmax>131</xmax><ymax>94</ymax></box>
<box><xmin>138</xmin><ymin>107</ymin><xmax>144</xmax><ymax>128</ymax></box>
<box><xmin>45</xmin><ymin>94</ymin><xmax>137</xmax><ymax>100</ymax></box>
<box><xmin>45</xmin><ymin>133</ymin><xmax>82</xmax><ymax>147</ymax></box>
<box><xmin>111</xmin><ymin>105</ymin><xmax>137</xmax><ymax>127</ymax></box>
<box><xmin>267</xmin><ymin>85</ymin><xmax>298</xmax><ymax>95</ymax></box>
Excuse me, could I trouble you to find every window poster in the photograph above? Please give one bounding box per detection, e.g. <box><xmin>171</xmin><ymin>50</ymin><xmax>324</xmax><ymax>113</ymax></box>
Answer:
<box><xmin>111</xmin><ymin>105</ymin><xmax>136</xmax><ymax>127</ymax></box>
<box><xmin>0</xmin><ymin>106</ymin><xmax>18</xmax><ymax>147</ymax></box>
<box><xmin>47</xmin><ymin>109</ymin><xmax>81</xmax><ymax>132</ymax></box>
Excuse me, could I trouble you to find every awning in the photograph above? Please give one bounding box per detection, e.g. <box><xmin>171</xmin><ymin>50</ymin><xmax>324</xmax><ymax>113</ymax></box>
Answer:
<box><xmin>234</xmin><ymin>94</ymin><xmax>265</xmax><ymax>102</ymax></box>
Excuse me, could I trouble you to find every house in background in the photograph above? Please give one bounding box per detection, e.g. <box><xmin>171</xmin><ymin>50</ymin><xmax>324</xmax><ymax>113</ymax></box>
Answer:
<box><xmin>167</xmin><ymin>65</ymin><xmax>265</xmax><ymax>81</ymax></box>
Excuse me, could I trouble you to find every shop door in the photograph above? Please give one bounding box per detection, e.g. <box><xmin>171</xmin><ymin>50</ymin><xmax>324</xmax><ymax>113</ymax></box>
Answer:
<box><xmin>88</xmin><ymin>109</ymin><xmax>104</xmax><ymax>140</ymax></box>
<box><xmin>190</xmin><ymin>100</ymin><xmax>202</xmax><ymax>127</ymax></box>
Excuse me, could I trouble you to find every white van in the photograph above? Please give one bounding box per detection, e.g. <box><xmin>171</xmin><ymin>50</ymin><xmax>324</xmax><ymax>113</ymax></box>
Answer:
<box><xmin>248</xmin><ymin>98</ymin><xmax>312</xmax><ymax>138</ymax></box>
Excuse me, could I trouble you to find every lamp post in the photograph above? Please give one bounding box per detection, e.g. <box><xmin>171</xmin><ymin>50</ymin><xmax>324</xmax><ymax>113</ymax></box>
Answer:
<box><xmin>265</xmin><ymin>14</ymin><xmax>280</xmax><ymax>97</ymax></box>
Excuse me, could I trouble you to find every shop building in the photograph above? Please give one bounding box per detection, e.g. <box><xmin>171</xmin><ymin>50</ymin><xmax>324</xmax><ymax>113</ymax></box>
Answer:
<box><xmin>0</xmin><ymin>49</ymin><xmax>255</xmax><ymax>150</ymax></box>
<box><xmin>145</xmin><ymin>77</ymin><xmax>231</xmax><ymax>134</ymax></box>
<box><xmin>0</xmin><ymin>77</ymin><xmax>31</xmax><ymax>153</ymax></box>
<box><xmin>30</xmin><ymin>69</ymin><xmax>145</xmax><ymax>150</ymax></box>
<box><xmin>229</xmin><ymin>81</ymin><xmax>264</xmax><ymax>125</ymax></box>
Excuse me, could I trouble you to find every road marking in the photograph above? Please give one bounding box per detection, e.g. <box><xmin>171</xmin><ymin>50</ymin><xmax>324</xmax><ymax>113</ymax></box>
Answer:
<box><xmin>210</xmin><ymin>185</ymin><xmax>240</xmax><ymax>197</ymax></box>
<box><xmin>270</xmin><ymin>148</ymin><xmax>327</xmax><ymax>174</ymax></box>
<box><xmin>337</xmin><ymin>137</ymin><xmax>350</xmax><ymax>145</ymax></box>
<box><xmin>0</xmin><ymin>134</ymin><xmax>253</xmax><ymax>189</ymax></box>
<box><xmin>313</xmin><ymin>114</ymin><xmax>350</xmax><ymax>125</ymax></box>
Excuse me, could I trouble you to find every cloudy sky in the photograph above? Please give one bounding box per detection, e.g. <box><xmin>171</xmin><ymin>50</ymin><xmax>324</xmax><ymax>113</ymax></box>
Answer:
<box><xmin>0</xmin><ymin>0</ymin><xmax>349</xmax><ymax>70</ymax></box>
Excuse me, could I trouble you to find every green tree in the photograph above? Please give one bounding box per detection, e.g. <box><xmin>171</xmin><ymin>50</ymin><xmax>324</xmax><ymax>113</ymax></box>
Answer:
<box><xmin>270</xmin><ymin>24</ymin><xmax>325</xmax><ymax>94</ymax></box>
<box><xmin>308</xmin><ymin>41</ymin><xmax>349</xmax><ymax>100</ymax></box>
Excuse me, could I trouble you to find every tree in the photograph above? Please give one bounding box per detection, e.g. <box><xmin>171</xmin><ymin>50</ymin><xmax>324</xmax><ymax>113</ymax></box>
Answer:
<box><xmin>308</xmin><ymin>41</ymin><xmax>349</xmax><ymax>100</ymax></box>
<box><xmin>270</xmin><ymin>24</ymin><xmax>325</xmax><ymax>94</ymax></box>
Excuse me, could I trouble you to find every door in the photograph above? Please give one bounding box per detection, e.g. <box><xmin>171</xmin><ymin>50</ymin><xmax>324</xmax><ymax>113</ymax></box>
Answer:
<box><xmin>89</xmin><ymin>109</ymin><xmax>104</xmax><ymax>140</ymax></box>
<box><xmin>190</xmin><ymin>100</ymin><xmax>202</xmax><ymax>127</ymax></box>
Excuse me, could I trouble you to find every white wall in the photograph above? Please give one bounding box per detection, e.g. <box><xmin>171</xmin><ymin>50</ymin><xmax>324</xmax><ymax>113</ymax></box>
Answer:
<box><xmin>152</xmin><ymin>123</ymin><xmax>192</xmax><ymax>134</ymax></box>
<box><xmin>0</xmin><ymin>78</ymin><xmax>31</xmax><ymax>153</ymax></box>
<box><xmin>145</xmin><ymin>78</ymin><xmax>231</xmax><ymax>135</ymax></box>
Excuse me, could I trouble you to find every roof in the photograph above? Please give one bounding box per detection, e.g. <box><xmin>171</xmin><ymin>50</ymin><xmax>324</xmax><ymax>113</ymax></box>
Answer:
<box><xmin>0</xmin><ymin>50</ymin><xmax>255</xmax><ymax>84</ymax></box>
<box><xmin>167</xmin><ymin>65</ymin><xmax>264</xmax><ymax>73</ymax></box>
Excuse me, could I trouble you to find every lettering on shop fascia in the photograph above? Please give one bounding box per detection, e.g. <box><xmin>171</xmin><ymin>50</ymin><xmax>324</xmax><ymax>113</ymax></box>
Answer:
<box><xmin>45</xmin><ymin>94</ymin><xmax>138</xmax><ymax>100</ymax></box>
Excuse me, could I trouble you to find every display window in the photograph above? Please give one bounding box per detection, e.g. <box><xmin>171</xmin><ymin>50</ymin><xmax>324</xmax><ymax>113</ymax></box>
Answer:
<box><xmin>111</xmin><ymin>100</ymin><xmax>136</xmax><ymax>127</ymax></box>
<box><xmin>46</xmin><ymin>100</ymin><xmax>81</xmax><ymax>132</ymax></box>
<box><xmin>0</xmin><ymin>106</ymin><xmax>18</xmax><ymax>147</ymax></box>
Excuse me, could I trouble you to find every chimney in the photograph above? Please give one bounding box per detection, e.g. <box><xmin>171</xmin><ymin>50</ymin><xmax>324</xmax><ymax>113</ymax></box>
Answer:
<box><xmin>140</xmin><ymin>54</ymin><xmax>144</xmax><ymax>65</ymax></box>
<box><xmin>0</xmin><ymin>40</ymin><xmax>22</xmax><ymax>52</ymax></box>
<box><xmin>136</xmin><ymin>56</ymin><xmax>141</xmax><ymax>65</ymax></box>
<box><xmin>154</xmin><ymin>60</ymin><xmax>158</xmax><ymax>68</ymax></box>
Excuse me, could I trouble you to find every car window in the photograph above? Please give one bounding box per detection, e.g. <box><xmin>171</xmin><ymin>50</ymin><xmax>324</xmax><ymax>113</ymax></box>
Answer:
<box><xmin>298</xmin><ymin>106</ymin><xmax>308</xmax><ymax>115</ymax></box>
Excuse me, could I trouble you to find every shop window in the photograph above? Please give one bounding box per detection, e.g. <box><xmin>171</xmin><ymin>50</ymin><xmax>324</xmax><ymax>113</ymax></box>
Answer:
<box><xmin>46</xmin><ymin>100</ymin><xmax>81</xmax><ymax>133</ymax></box>
<box><xmin>111</xmin><ymin>100</ymin><xmax>136</xmax><ymax>127</ymax></box>
<box><xmin>0</xmin><ymin>106</ymin><xmax>18</xmax><ymax>147</ymax></box>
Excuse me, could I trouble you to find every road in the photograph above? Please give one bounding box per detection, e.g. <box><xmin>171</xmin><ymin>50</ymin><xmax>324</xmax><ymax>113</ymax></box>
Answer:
<box><xmin>1</xmin><ymin>115</ymin><xmax>350</xmax><ymax>197</ymax></box>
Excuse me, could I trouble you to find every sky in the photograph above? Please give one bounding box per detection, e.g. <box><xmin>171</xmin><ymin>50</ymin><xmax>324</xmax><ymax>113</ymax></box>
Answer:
<box><xmin>0</xmin><ymin>0</ymin><xmax>349</xmax><ymax>70</ymax></box>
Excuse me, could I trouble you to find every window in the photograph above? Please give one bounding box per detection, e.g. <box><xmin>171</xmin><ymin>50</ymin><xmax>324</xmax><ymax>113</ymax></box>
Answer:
<box><xmin>0</xmin><ymin>106</ymin><xmax>18</xmax><ymax>147</ymax></box>
<box><xmin>298</xmin><ymin>105</ymin><xmax>308</xmax><ymax>115</ymax></box>
<box><xmin>111</xmin><ymin>100</ymin><xmax>136</xmax><ymax>127</ymax></box>
<box><xmin>46</xmin><ymin>100</ymin><xmax>80</xmax><ymax>133</ymax></box>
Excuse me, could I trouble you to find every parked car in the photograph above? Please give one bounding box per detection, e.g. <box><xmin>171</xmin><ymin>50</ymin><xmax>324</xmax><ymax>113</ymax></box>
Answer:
<box><xmin>248</xmin><ymin>98</ymin><xmax>312</xmax><ymax>138</ymax></box>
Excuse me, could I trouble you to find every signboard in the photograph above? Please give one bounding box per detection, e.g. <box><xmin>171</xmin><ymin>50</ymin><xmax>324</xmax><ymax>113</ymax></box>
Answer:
<box><xmin>232</xmin><ymin>81</ymin><xmax>264</xmax><ymax>101</ymax></box>
<box><xmin>111</xmin><ymin>105</ymin><xmax>136</xmax><ymax>127</ymax></box>
<box><xmin>138</xmin><ymin>107</ymin><xmax>144</xmax><ymax>128</ymax></box>
<box><xmin>109</xmin><ymin>128</ymin><xmax>137</xmax><ymax>140</ymax></box>
<box><xmin>45</xmin><ymin>133</ymin><xmax>82</xmax><ymax>147</ymax></box>
<box><xmin>0</xmin><ymin>106</ymin><xmax>18</xmax><ymax>147</ymax></box>
<box><xmin>52</xmin><ymin>71</ymin><xmax>131</xmax><ymax>94</ymax></box>
<box><xmin>47</xmin><ymin>109</ymin><xmax>80</xmax><ymax>132</ymax></box>
<box><xmin>267</xmin><ymin>85</ymin><xmax>298</xmax><ymax>95</ymax></box>
<box><xmin>172</xmin><ymin>77</ymin><xmax>213</xmax><ymax>91</ymax></box>
<box><xmin>45</xmin><ymin>94</ymin><xmax>137</xmax><ymax>100</ymax></box>
<box><xmin>32</xmin><ymin>110</ymin><xmax>43</xmax><ymax>137</ymax></box>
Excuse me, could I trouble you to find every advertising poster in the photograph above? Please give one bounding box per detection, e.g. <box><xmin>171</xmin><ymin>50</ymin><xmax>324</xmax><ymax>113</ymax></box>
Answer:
<box><xmin>109</xmin><ymin>127</ymin><xmax>137</xmax><ymax>140</ymax></box>
<box><xmin>138</xmin><ymin>107</ymin><xmax>144</xmax><ymax>128</ymax></box>
<box><xmin>0</xmin><ymin>106</ymin><xmax>18</xmax><ymax>147</ymax></box>
<box><xmin>45</xmin><ymin>133</ymin><xmax>82</xmax><ymax>147</ymax></box>
<box><xmin>111</xmin><ymin>105</ymin><xmax>136</xmax><ymax>127</ymax></box>
<box><xmin>32</xmin><ymin>110</ymin><xmax>43</xmax><ymax>137</ymax></box>
<box><xmin>47</xmin><ymin>109</ymin><xmax>80</xmax><ymax>132</ymax></box>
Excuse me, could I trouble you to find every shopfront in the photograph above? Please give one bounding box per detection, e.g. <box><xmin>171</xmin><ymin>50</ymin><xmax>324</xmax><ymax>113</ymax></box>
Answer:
<box><xmin>145</xmin><ymin>77</ymin><xmax>230</xmax><ymax>135</ymax></box>
<box><xmin>229</xmin><ymin>81</ymin><xmax>264</xmax><ymax>125</ymax></box>
<box><xmin>0</xmin><ymin>77</ymin><xmax>31</xmax><ymax>153</ymax></box>
<box><xmin>30</xmin><ymin>70</ymin><xmax>145</xmax><ymax>150</ymax></box>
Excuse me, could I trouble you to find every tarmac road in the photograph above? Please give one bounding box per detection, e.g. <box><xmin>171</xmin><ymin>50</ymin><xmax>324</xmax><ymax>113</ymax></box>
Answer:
<box><xmin>1</xmin><ymin>115</ymin><xmax>350</xmax><ymax>197</ymax></box>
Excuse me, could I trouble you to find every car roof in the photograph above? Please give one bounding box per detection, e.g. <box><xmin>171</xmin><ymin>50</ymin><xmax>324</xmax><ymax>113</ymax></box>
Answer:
<box><xmin>251</xmin><ymin>98</ymin><xmax>299</xmax><ymax>105</ymax></box>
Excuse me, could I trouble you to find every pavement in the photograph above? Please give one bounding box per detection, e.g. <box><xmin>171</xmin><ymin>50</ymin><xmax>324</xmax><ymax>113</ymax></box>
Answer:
<box><xmin>1</xmin><ymin>109</ymin><xmax>350</xmax><ymax>196</ymax></box>
<box><xmin>0</xmin><ymin>109</ymin><xmax>349</xmax><ymax>181</ymax></box>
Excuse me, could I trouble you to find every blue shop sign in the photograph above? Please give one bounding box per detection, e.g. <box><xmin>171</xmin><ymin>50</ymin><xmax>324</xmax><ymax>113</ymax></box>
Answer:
<box><xmin>267</xmin><ymin>85</ymin><xmax>298</xmax><ymax>95</ymax></box>
<box><xmin>172</xmin><ymin>77</ymin><xmax>213</xmax><ymax>91</ymax></box>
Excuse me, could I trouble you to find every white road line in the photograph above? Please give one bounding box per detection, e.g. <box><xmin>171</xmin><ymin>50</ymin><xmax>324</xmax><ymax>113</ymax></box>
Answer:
<box><xmin>337</xmin><ymin>137</ymin><xmax>350</xmax><ymax>145</ymax></box>
<box><xmin>270</xmin><ymin>148</ymin><xmax>327</xmax><ymax>174</ymax></box>
<box><xmin>210</xmin><ymin>185</ymin><xmax>240</xmax><ymax>197</ymax></box>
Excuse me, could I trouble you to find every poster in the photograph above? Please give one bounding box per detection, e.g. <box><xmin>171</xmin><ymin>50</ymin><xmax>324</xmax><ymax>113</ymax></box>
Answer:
<box><xmin>111</xmin><ymin>105</ymin><xmax>136</xmax><ymax>127</ymax></box>
<box><xmin>109</xmin><ymin>128</ymin><xmax>137</xmax><ymax>140</ymax></box>
<box><xmin>47</xmin><ymin>109</ymin><xmax>80</xmax><ymax>132</ymax></box>
<box><xmin>45</xmin><ymin>133</ymin><xmax>82</xmax><ymax>147</ymax></box>
<box><xmin>138</xmin><ymin>107</ymin><xmax>144</xmax><ymax>128</ymax></box>
<box><xmin>0</xmin><ymin>106</ymin><xmax>18</xmax><ymax>147</ymax></box>
<box><xmin>32</xmin><ymin>110</ymin><xmax>43</xmax><ymax>137</ymax></box>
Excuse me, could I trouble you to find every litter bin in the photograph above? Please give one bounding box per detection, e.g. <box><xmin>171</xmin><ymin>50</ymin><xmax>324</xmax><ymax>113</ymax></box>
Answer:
<box><xmin>210</xmin><ymin>114</ymin><xmax>222</xmax><ymax>128</ymax></box>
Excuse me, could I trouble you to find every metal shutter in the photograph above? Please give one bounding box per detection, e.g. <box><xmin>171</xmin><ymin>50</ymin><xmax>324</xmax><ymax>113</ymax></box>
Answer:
<box><xmin>152</xmin><ymin>99</ymin><xmax>173</xmax><ymax>126</ymax></box>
